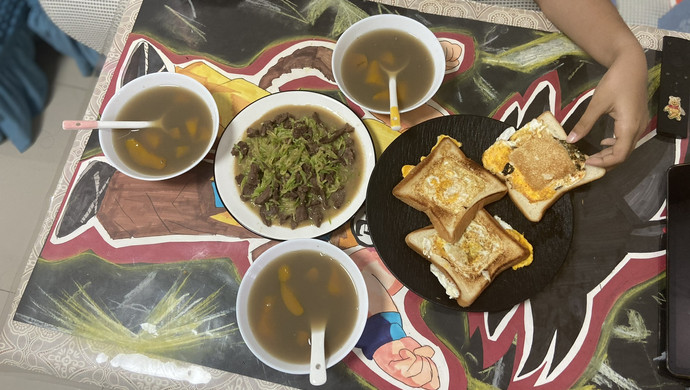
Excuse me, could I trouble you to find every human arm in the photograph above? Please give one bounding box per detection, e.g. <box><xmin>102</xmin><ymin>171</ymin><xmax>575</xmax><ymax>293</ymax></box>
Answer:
<box><xmin>536</xmin><ymin>0</ymin><xmax>649</xmax><ymax>169</ymax></box>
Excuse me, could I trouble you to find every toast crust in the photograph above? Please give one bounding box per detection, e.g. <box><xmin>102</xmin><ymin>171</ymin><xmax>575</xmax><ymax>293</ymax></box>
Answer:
<box><xmin>393</xmin><ymin>137</ymin><xmax>507</xmax><ymax>242</ymax></box>
<box><xmin>482</xmin><ymin>111</ymin><xmax>605</xmax><ymax>222</ymax></box>
<box><xmin>405</xmin><ymin>209</ymin><xmax>530</xmax><ymax>307</ymax></box>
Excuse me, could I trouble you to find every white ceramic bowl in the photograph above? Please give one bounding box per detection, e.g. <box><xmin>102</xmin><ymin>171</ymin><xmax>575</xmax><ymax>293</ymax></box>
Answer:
<box><xmin>213</xmin><ymin>90</ymin><xmax>376</xmax><ymax>240</ymax></box>
<box><xmin>236</xmin><ymin>239</ymin><xmax>369</xmax><ymax>374</ymax></box>
<box><xmin>332</xmin><ymin>14</ymin><xmax>446</xmax><ymax>114</ymax></box>
<box><xmin>99</xmin><ymin>72</ymin><xmax>219</xmax><ymax>181</ymax></box>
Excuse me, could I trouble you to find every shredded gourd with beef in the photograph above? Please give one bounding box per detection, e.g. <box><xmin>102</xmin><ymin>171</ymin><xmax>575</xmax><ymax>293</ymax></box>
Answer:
<box><xmin>231</xmin><ymin>112</ymin><xmax>357</xmax><ymax>228</ymax></box>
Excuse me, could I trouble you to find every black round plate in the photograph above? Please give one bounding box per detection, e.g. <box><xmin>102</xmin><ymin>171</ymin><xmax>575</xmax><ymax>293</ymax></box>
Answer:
<box><xmin>366</xmin><ymin>115</ymin><xmax>572</xmax><ymax>312</ymax></box>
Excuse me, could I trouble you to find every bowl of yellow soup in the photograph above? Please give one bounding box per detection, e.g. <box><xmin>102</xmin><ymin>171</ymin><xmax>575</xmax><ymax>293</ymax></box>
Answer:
<box><xmin>332</xmin><ymin>14</ymin><xmax>445</xmax><ymax>114</ymax></box>
<box><xmin>236</xmin><ymin>239</ymin><xmax>368</xmax><ymax>375</ymax></box>
<box><xmin>99</xmin><ymin>72</ymin><xmax>219</xmax><ymax>181</ymax></box>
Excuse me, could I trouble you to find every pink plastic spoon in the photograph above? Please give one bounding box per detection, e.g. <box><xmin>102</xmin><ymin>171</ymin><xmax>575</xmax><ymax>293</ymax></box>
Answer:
<box><xmin>62</xmin><ymin>120</ymin><xmax>159</xmax><ymax>131</ymax></box>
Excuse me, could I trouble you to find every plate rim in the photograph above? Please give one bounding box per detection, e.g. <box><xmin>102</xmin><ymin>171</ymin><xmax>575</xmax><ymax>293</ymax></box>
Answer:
<box><xmin>213</xmin><ymin>90</ymin><xmax>376</xmax><ymax>240</ymax></box>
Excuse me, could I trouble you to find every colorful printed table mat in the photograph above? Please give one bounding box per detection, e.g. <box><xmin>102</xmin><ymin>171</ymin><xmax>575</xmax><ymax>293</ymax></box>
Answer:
<box><xmin>14</xmin><ymin>0</ymin><xmax>689</xmax><ymax>388</ymax></box>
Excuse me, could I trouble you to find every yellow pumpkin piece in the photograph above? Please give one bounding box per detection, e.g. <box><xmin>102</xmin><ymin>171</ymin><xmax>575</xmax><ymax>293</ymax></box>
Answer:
<box><xmin>280</xmin><ymin>282</ymin><xmax>304</xmax><ymax>316</ymax></box>
<box><xmin>143</xmin><ymin>131</ymin><xmax>162</xmax><ymax>149</ymax></box>
<box><xmin>373</xmin><ymin>89</ymin><xmax>389</xmax><ymax>101</ymax></box>
<box><xmin>257</xmin><ymin>295</ymin><xmax>277</xmax><ymax>340</ymax></box>
<box><xmin>305</xmin><ymin>267</ymin><xmax>319</xmax><ymax>282</ymax></box>
<box><xmin>186</xmin><ymin>117</ymin><xmax>199</xmax><ymax>138</ymax></box>
<box><xmin>125</xmin><ymin>138</ymin><xmax>166</xmax><ymax>170</ymax></box>
<box><xmin>380</xmin><ymin>51</ymin><xmax>395</xmax><ymax>67</ymax></box>
<box><xmin>169</xmin><ymin>127</ymin><xmax>182</xmax><ymax>140</ymax></box>
<box><xmin>365</xmin><ymin>60</ymin><xmax>386</xmax><ymax>87</ymax></box>
<box><xmin>327</xmin><ymin>265</ymin><xmax>342</xmax><ymax>296</ymax></box>
<box><xmin>348</xmin><ymin>53</ymin><xmax>368</xmax><ymax>71</ymax></box>
<box><xmin>278</xmin><ymin>265</ymin><xmax>291</xmax><ymax>282</ymax></box>
<box><xmin>176</xmin><ymin>145</ymin><xmax>190</xmax><ymax>158</ymax></box>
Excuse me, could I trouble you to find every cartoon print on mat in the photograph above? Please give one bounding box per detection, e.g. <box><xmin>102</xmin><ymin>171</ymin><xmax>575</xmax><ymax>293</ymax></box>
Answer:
<box><xmin>15</xmin><ymin>1</ymin><xmax>686</xmax><ymax>388</ymax></box>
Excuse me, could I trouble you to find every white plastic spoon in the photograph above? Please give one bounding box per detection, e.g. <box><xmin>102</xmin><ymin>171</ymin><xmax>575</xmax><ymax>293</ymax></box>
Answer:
<box><xmin>381</xmin><ymin>56</ymin><xmax>409</xmax><ymax>131</ymax></box>
<box><xmin>62</xmin><ymin>120</ymin><xmax>159</xmax><ymax>131</ymax></box>
<box><xmin>310</xmin><ymin>320</ymin><xmax>327</xmax><ymax>386</ymax></box>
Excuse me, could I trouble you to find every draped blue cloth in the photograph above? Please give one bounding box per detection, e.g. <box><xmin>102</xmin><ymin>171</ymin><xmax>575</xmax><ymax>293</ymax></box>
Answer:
<box><xmin>25</xmin><ymin>0</ymin><xmax>101</xmax><ymax>76</ymax></box>
<box><xmin>0</xmin><ymin>0</ymin><xmax>45</xmax><ymax>151</ymax></box>
<box><xmin>0</xmin><ymin>0</ymin><xmax>100</xmax><ymax>152</ymax></box>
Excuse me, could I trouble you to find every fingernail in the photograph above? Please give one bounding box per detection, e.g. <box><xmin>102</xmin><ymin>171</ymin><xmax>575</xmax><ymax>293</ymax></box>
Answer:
<box><xmin>566</xmin><ymin>133</ymin><xmax>577</xmax><ymax>143</ymax></box>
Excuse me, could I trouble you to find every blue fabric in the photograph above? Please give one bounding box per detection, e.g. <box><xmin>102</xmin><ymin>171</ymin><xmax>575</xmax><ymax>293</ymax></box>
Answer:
<box><xmin>0</xmin><ymin>1</ymin><xmax>48</xmax><ymax>152</ymax></box>
<box><xmin>0</xmin><ymin>0</ymin><xmax>102</xmax><ymax>152</ymax></box>
<box><xmin>25</xmin><ymin>0</ymin><xmax>101</xmax><ymax>76</ymax></box>
<box><xmin>659</xmin><ymin>1</ymin><xmax>690</xmax><ymax>33</ymax></box>
<box><xmin>356</xmin><ymin>312</ymin><xmax>406</xmax><ymax>359</ymax></box>
<box><xmin>0</xmin><ymin>0</ymin><xmax>28</xmax><ymax>47</ymax></box>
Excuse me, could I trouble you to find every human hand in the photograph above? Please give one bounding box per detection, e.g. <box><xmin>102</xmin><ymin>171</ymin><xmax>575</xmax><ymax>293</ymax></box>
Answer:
<box><xmin>566</xmin><ymin>47</ymin><xmax>648</xmax><ymax>169</ymax></box>
<box><xmin>372</xmin><ymin>336</ymin><xmax>440</xmax><ymax>389</ymax></box>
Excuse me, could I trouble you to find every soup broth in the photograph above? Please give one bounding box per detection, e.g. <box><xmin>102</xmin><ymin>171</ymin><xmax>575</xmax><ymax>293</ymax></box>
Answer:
<box><xmin>112</xmin><ymin>85</ymin><xmax>213</xmax><ymax>176</ymax></box>
<box><xmin>248</xmin><ymin>250</ymin><xmax>359</xmax><ymax>364</ymax></box>
<box><xmin>341</xmin><ymin>29</ymin><xmax>435</xmax><ymax>112</ymax></box>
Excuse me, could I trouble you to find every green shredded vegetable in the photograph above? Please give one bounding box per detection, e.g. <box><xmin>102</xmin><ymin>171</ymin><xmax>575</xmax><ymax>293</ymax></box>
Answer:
<box><xmin>232</xmin><ymin>112</ymin><xmax>357</xmax><ymax>228</ymax></box>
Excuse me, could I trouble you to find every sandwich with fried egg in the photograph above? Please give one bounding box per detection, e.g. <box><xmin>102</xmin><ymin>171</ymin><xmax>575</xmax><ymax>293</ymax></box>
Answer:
<box><xmin>405</xmin><ymin>209</ymin><xmax>531</xmax><ymax>307</ymax></box>
<box><xmin>482</xmin><ymin>111</ymin><xmax>605</xmax><ymax>222</ymax></box>
<box><xmin>393</xmin><ymin>137</ymin><xmax>507</xmax><ymax>243</ymax></box>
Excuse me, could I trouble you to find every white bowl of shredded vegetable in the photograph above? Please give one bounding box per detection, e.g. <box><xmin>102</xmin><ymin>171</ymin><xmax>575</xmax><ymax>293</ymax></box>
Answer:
<box><xmin>213</xmin><ymin>91</ymin><xmax>376</xmax><ymax>240</ymax></box>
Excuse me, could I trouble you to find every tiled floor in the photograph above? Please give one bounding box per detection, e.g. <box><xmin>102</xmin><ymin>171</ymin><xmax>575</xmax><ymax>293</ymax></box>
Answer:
<box><xmin>0</xmin><ymin>42</ymin><xmax>102</xmax><ymax>389</ymax></box>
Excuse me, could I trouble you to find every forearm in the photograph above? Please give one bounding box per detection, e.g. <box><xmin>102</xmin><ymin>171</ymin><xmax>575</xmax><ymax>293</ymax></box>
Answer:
<box><xmin>535</xmin><ymin>0</ymin><xmax>643</xmax><ymax>68</ymax></box>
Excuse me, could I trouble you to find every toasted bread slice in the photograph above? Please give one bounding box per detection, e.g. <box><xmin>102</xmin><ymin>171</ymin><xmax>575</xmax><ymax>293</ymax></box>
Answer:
<box><xmin>393</xmin><ymin>137</ymin><xmax>507</xmax><ymax>242</ymax></box>
<box><xmin>482</xmin><ymin>111</ymin><xmax>605</xmax><ymax>222</ymax></box>
<box><xmin>405</xmin><ymin>209</ymin><xmax>530</xmax><ymax>307</ymax></box>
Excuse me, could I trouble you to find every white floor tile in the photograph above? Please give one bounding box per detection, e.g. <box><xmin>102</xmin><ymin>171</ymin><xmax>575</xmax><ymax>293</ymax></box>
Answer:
<box><xmin>52</xmin><ymin>54</ymin><xmax>101</xmax><ymax>90</ymax></box>
<box><xmin>0</xmin><ymin>82</ymin><xmax>96</xmax><ymax>292</ymax></box>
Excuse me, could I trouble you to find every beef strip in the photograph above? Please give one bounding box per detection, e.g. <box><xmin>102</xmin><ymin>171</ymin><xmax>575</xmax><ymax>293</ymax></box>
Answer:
<box><xmin>254</xmin><ymin>187</ymin><xmax>272</xmax><ymax>205</ymax></box>
<box><xmin>330</xmin><ymin>187</ymin><xmax>347</xmax><ymax>209</ymax></box>
<box><xmin>292</xmin><ymin>121</ymin><xmax>312</xmax><ymax>139</ymax></box>
<box><xmin>231</xmin><ymin>140</ymin><xmax>249</xmax><ymax>157</ymax></box>
<box><xmin>246</xmin><ymin>127</ymin><xmax>261</xmax><ymax>138</ymax></box>
<box><xmin>340</xmin><ymin>145</ymin><xmax>355</xmax><ymax>166</ymax></box>
<box><xmin>308</xmin><ymin>204</ymin><xmax>324</xmax><ymax>227</ymax></box>
<box><xmin>260</xmin><ymin>205</ymin><xmax>277</xmax><ymax>226</ymax></box>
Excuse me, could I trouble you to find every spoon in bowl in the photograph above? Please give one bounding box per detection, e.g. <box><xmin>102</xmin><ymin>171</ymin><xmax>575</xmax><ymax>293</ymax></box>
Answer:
<box><xmin>62</xmin><ymin>120</ymin><xmax>160</xmax><ymax>131</ymax></box>
<box><xmin>310</xmin><ymin>318</ymin><xmax>327</xmax><ymax>386</ymax></box>
<box><xmin>380</xmin><ymin>55</ymin><xmax>409</xmax><ymax>131</ymax></box>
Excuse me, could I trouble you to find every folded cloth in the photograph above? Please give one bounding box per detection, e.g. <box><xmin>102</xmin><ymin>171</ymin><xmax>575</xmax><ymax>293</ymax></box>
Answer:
<box><xmin>0</xmin><ymin>2</ymin><xmax>48</xmax><ymax>152</ymax></box>
<box><xmin>26</xmin><ymin>0</ymin><xmax>101</xmax><ymax>76</ymax></box>
<box><xmin>659</xmin><ymin>1</ymin><xmax>690</xmax><ymax>33</ymax></box>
